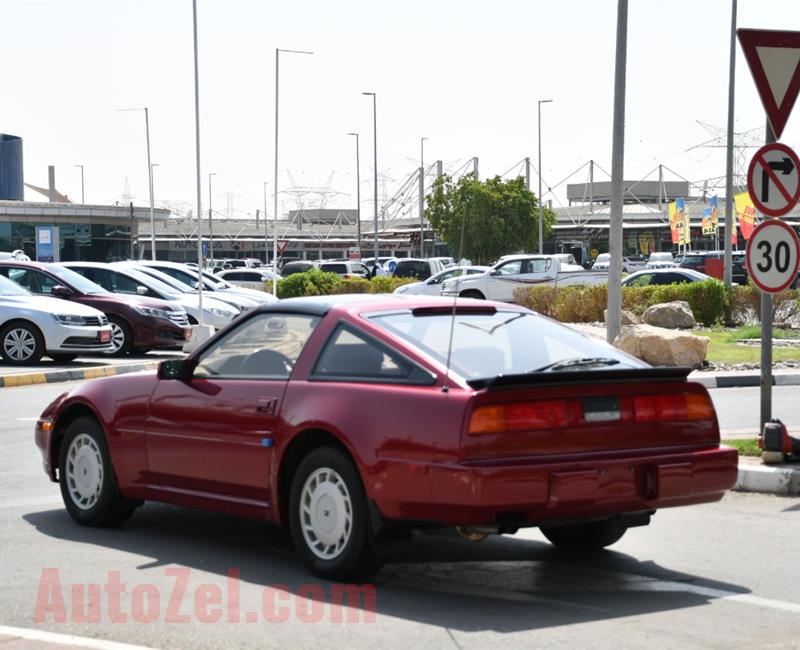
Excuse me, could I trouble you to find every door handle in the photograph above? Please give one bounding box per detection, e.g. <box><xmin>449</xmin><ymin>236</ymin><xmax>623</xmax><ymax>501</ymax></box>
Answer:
<box><xmin>257</xmin><ymin>398</ymin><xmax>277</xmax><ymax>414</ymax></box>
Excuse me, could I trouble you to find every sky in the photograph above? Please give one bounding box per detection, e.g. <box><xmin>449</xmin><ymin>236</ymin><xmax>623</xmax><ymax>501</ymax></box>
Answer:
<box><xmin>3</xmin><ymin>0</ymin><xmax>800</xmax><ymax>222</ymax></box>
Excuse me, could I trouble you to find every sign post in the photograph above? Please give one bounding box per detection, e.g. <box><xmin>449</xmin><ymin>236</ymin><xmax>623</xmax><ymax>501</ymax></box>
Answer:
<box><xmin>739</xmin><ymin>27</ymin><xmax>800</xmax><ymax>429</ymax></box>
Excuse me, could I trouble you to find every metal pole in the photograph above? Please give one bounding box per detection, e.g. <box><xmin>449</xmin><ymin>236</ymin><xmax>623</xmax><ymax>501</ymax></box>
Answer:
<box><xmin>537</xmin><ymin>99</ymin><xmax>552</xmax><ymax>254</ymax></box>
<box><xmin>192</xmin><ymin>0</ymin><xmax>204</xmax><ymax>323</ymax></box>
<box><xmin>75</xmin><ymin>165</ymin><xmax>84</xmax><ymax>203</ymax></box>
<box><xmin>263</xmin><ymin>182</ymin><xmax>269</xmax><ymax>265</ymax></box>
<box><xmin>208</xmin><ymin>172</ymin><xmax>216</xmax><ymax>265</ymax></box>
<box><xmin>144</xmin><ymin>107</ymin><xmax>155</xmax><ymax>261</ymax></box>
<box><xmin>589</xmin><ymin>159</ymin><xmax>594</xmax><ymax>213</ymax></box>
<box><xmin>273</xmin><ymin>48</ymin><xmax>280</xmax><ymax>295</ymax></box>
<box><xmin>363</xmin><ymin>92</ymin><xmax>378</xmax><ymax>261</ymax></box>
<box><xmin>525</xmin><ymin>157</ymin><xmax>531</xmax><ymax>191</ymax></box>
<box><xmin>607</xmin><ymin>0</ymin><xmax>628</xmax><ymax>345</ymax></box>
<box><xmin>761</xmin><ymin>119</ymin><xmax>776</xmax><ymax>427</ymax></box>
<box><xmin>420</xmin><ymin>137</ymin><xmax>427</xmax><ymax>258</ymax></box>
<box><xmin>348</xmin><ymin>133</ymin><xmax>361</xmax><ymax>257</ymax></box>
<box><xmin>724</xmin><ymin>0</ymin><xmax>737</xmax><ymax>286</ymax></box>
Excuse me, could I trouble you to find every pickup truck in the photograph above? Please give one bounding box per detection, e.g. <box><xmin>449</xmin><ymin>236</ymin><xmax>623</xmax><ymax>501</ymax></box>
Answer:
<box><xmin>441</xmin><ymin>254</ymin><xmax>607</xmax><ymax>302</ymax></box>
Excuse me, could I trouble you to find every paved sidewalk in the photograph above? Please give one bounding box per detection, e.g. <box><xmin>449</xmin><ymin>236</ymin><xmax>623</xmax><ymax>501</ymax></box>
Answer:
<box><xmin>734</xmin><ymin>455</ymin><xmax>800</xmax><ymax>496</ymax></box>
<box><xmin>0</xmin><ymin>354</ymin><xmax>181</xmax><ymax>388</ymax></box>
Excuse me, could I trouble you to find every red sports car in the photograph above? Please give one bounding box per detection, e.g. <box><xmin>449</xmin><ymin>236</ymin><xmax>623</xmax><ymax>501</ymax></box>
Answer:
<box><xmin>35</xmin><ymin>295</ymin><xmax>738</xmax><ymax>579</ymax></box>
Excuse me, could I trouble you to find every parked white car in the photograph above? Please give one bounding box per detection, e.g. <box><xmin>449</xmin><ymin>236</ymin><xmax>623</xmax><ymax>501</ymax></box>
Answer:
<box><xmin>215</xmin><ymin>268</ymin><xmax>281</xmax><ymax>291</ymax></box>
<box><xmin>0</xmin><ymin>274</ymin><xmax>113</xmax><ymax>364</ymax></box>
<box><xmin>111</xmin><ymin>263</ymin><xmax>239</xmax><ymax>330</ymax></box>
<box><xmin>393</xmin><ymin>265</ymin><xmax>491</xmax><ymax>296</ymax></box>
<box><xmin>136</xmin><ymin>261</ymin><xmax>277</xmax><ymax>306</ymax></box>
<box><xmin>646</xmin><ymin>252</ymin><xmax>675</xmax><ymax>269</ymax></box>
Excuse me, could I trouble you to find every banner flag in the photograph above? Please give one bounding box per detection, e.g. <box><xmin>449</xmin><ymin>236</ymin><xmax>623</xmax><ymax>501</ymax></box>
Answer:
<box><xmin>701</xmin><ymin>208</ymin><xmax>716</xmax><ymax>235</ymax></box>
<box><xmin>668</xmin><ymin>201</ymin><xmax>680</xmax><ymax>244</ymax></box>
<box><xmin>709</xmin><ymin>195</ymin><xmax>719</xmax><ymax>231</ymax></box>
<box><xmin>734</xmin><ymin>192</ymin><xmax>757</xmax><ymax>240</ymax></box>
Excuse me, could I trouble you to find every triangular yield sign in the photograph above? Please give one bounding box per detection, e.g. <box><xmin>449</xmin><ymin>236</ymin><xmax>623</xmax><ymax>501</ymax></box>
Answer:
<box><xmin>738</xmin><ymin>29</ymin><xmax>800</xmax><ymax>140</ymax></box>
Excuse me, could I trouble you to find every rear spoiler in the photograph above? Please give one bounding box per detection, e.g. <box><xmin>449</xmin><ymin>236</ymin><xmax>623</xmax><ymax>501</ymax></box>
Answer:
<box><xmin>467</xmin><ymin>366</ymin><xmax>692</xmax><ymax>390</ymax></box>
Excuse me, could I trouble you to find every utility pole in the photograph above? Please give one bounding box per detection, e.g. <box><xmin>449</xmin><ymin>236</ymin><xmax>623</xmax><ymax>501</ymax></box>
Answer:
<box><xmin>724</xmin><ymin>0</ymin><xmax>738</xmax><ymax>287</ymax></box>
<box><xmin>606</xmin><ymin>0</ymin><xmax>628</xmax><ymax>345</ymax></box>
<box><xmin>74</xmin><ymin>165</ymin><xmax>85</xmax><ymax>204</ymax></box>
<box><xmin>538</xmin><ymin>99</ymin><xmax>553</xmax><ymax>254</ymax></box>
<box><xmin>525</xmin><ymin>157</ymin><xmax>531</xmax><ymax>191</ymax></box>
<box><xmin>348</xmin><ymin>133</ymin><xmax>361</xmax><ymax>257</ymax></box>
<box><xmin>419</xmin><ymin>137</ymin><xmax>428</xmax><ymax>258</ymax></box>
<box><xmin>208</xmin><ymin>172</ymin><xmax>217</xmax><ymax>265</ymax></box>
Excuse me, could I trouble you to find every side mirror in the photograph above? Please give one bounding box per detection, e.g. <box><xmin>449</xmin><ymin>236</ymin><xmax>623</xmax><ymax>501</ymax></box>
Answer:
<box><xmin>158</xmin><ymin>358</ymin><xmax>194</xmax><ymax>381</ymax></box>
<box><xmin>51</xmin><ymin>285</ymin><xmax>71</xmax><ymax>298</ymax></box>
<box><xmin>136</xmin><ymin>286</ymin><xmax>148</xmax><ymax>296</ymax></box>
<box><xmin>489</xmin><ymin>269</ymin><xmax>499</xmax><ymax>276</ymax></box>
<box><xmin>194</xmin><ymin>281</ymin><xmax>202</xmax><ymax>290</ymax></box>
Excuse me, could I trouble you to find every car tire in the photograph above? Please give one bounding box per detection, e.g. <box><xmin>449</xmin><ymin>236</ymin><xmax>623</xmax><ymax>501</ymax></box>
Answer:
<box><xmin>0</xmin><ymin>321</ymin><xmax>45</xmax><ymax>365</ymax></box>
<box><xmin>49</xmin><ymin>353</ymin><xmax>78</xmax><ymax>363</ymax></box>
<box><xmin>107</xmin><ymin>316</ymin><xmax>133</xmax><ymax>356</ymax></box>
<box><xmin>289</xmin><ymin>446</ymin><xmax>381</xmax><ymax>580</ymax></box>
<box><xmin>58</xmin><ymin>416</ymin><xmax>141</xmax><ymax>527</ymax></box>
<box><xmin>459</xmin><ymin>289</ymin><xmax>485</xmax><ymax>300</ymax></box>
<box><xmin>540</xmin><ymin>517</ymin><xmax>627</xmax><ymax>550</ymax></box>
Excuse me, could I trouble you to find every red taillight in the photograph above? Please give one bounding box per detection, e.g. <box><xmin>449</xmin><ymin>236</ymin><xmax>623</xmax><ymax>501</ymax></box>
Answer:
<box><xmin>633</xmin><ymin>393</ymin><xmax>714</xmax><ymax>423</ymax></box>
<box><xmin>469</xmin><ymin>399</ymin><xmax>581</xmax><ymax>435</ymax></box>
<box><xmin>468</xmin><ymin>391</ymin><xmax>714</xmax><ymax>436</ymax></box>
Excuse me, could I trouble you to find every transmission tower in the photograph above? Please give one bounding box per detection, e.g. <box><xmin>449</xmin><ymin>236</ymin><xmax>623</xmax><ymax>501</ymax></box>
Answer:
<box><xmin>687</xmin><ymin>121</ymin><xmax>764</xmax><ymax>193</ymax></box>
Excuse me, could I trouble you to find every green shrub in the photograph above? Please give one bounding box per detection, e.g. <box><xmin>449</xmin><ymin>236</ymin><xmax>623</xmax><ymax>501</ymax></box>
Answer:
<box><xmin>276</xmin><ymin>270</ymin><xmax>341</xmax><ymax>299</ymax></box>
<box><xmin>368</xmin><ymin>276</ymin><xmax>417</xmax><ymax>294</ymax></box>
<box><xmin>330</xmin><ymin>278</ymin><xmax>371</xmax><ymax>294</ymax></box>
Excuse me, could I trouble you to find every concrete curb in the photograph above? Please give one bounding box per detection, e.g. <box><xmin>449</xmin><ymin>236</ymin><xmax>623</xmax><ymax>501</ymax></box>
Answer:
<box><xmin>690</xmin><ymin>372</ymin><xmax>800</xmax><ymax>389</ymax></box>
<box><xmin>0</xmin><ymin>361</ymin><xmax>159</xmax><ymax>388</ymax></box>
<box><xmin>734</xmin><ymin>463</ymin><xmax>800</xmax><ymax>496</ymax></box>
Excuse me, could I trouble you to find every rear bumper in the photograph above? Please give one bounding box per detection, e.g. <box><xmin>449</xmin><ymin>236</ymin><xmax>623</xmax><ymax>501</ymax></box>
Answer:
<box><xmin>369</xmin><ymin>446</ymin><xmax>738</xmax><ymax>526</ymax></box>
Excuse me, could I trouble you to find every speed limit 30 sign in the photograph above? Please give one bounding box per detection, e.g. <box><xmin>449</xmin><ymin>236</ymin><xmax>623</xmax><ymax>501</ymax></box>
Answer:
<box><xmin>745</xmin><ymin>220</ymin><xmax>800</xmax><ymax>293</ymax></box>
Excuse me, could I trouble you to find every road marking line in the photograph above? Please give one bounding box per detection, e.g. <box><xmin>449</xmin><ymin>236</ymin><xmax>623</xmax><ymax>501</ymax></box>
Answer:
<box><xmin>639</xmin><ymin>579</ymin><xmax>800</xmax><ymax>614</ymax></box>
<box><xmin>0</xmin><ymin>625</ymin><xmax>159</xmax><ymax>650</ymax></box>
<box><xmin>16</xmin><ymin>417</ymin><xmax>39</xmax><ymax>421</ymax></box>
<box><xmin>0</xmin><ymin>495</ymin><xmax>62</xmax><ymax>509</ymax></box>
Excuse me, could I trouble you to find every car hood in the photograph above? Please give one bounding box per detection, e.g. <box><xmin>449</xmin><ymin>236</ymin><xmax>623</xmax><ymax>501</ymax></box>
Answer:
<box><xmin>100</xmin><ymin>293</ymin><xmax>183</xmax><ymax>311</ymax></box>
<box><xmin>0</xmin><ymin>294</ymin><xmax>106</xmax><ymax>317</ymax></box>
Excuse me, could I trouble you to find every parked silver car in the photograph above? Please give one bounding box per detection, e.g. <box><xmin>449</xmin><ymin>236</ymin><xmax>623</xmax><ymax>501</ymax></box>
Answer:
<box><xmin>0</xmin><ymin>274</ymin><xmax>113</xmax><ymax>364</ymax></box>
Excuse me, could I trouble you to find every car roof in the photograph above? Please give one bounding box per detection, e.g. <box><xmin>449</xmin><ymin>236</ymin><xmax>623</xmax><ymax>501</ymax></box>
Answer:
<box><xmin>253</xmin><ymin>294</ymin><xmax>524</xmax><ymax>318</ymax></box>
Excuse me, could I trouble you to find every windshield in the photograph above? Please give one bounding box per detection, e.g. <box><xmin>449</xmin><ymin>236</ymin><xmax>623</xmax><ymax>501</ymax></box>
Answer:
<box><xmin>369</xmin><ymin>309</ymin><xmax>641</xmax><ymax>380</ymax></box>
<box><xmin>135</xmin><ymin>267</ymin><xmax>196</xmax><ymax>293</ymax></box>
<box><xmin>50</xmin><ymin>265</ymin><xmax>109</xmax><ymax>294</ymax></box>
<box><xmin>595</xmin><ymin>254</ymin><xmax>610</xmax><ymax>263</ymax></box>
<box><xmin>123</xmin><ymin>268</ymin><xmax>184</xmax><ymax>298</ymax></box>
<box><xmin>201</xmin><ymin>270</ymin><xmax>229</xmax><ymax>288</ymax></box>
<box><xmin>0</xmin><ymin>274</ymin><xmax>30</xmax><ymax>296</ymax></box>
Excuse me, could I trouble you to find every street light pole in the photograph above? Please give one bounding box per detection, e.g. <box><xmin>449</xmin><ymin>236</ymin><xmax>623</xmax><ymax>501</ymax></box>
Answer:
<box><xmin>264</xmin><ymin>181</ymin><xmax>278</xmax><ymax>264</ymax></box>
<box><xmin>363</xmin><ymin>92</ymin><xmax>378</xmax><ymax>261</ymax></box>
<box><xmin>347</xmin><ymin>133</ymin><xmax>361</xmax><ymax>257</ymax></box>
<box><xmin>537</xmin><ymin>99</ymin><xmax>552</xmax><ymax>255</ymax></box>
<box><xmin>117</xmin><ymin>107</ymin><xmax>156</xmax><ymax>260</ymax></box>
<box><xmin>419</xmin><ymin>137</ymin><xmax>428</xmax><ymax>258</ymax></box>
<box><xmin>208</xmin><ymin>172</ymin><xmax>217</xmax><ymax>266</ymax></box>
<box><xmin>273</xmin><ymin>47</ymin><xmax>313</xmax><ymax>296</ymax></box>
<box><xmin>191</xmin><ymin>0</ymin><xmax>204</xmax><ymax>322</ymax></box>
<box><xmin>74</xmin><ymin>165</ymin><xmax>84</xmax><ymax>203</ymax></box>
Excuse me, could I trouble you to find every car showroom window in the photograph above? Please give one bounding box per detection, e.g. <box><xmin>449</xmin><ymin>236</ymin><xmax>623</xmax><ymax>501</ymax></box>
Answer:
<box><xmin>193</xmin><ymin>313</ymin><xmax>319</xmax><ymax>380</ymax></box>
<box><xmin>312</xmin><ymin>325</ymin><xmax>433</xmax><ymax>384</ymax></box>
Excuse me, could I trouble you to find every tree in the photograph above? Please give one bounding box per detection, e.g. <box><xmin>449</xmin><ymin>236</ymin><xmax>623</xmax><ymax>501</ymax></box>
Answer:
<box><xmin>425</xmin><ymin>174</ymin><xmax>555</xmax><ymax>265</ymax></box>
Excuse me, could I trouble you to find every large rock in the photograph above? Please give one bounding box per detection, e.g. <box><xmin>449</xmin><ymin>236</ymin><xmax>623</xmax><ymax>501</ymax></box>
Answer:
<box><xmin>604</xmin><ymin>309</ymin><xmax>641</xmax><ymax>326</ymax></box>
<box><xmin>613</xmin><ymin>324</ymin><xmax>708</xmax><ymax>366</ymax></box>
<box><xmin>642</xmin><ymin>301</ymin><xmax>696</xmax><ymax>329</ymax></box>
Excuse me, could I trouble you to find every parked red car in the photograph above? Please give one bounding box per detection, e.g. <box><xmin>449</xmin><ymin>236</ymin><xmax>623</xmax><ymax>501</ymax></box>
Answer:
<box><xmin>35</xmin><ymin>295</ymin><xmax>737</xmax><ymax>579</ymax></box>
<box><xmin>0</xmin><ymin>261</ymin><xmax>190</xmax><ymax>355</ymax></box>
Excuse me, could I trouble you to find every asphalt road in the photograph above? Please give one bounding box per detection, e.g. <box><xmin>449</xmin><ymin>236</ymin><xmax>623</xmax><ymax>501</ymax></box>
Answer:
<box><xmin>709</xmin><ymin>385</ymin><xmax>800</xmax><ymax>436</ymax></box>
<box><xmin>1</xmin><ymin>381</ymin><xmax>799</xmax><ymax>649</ymax></box>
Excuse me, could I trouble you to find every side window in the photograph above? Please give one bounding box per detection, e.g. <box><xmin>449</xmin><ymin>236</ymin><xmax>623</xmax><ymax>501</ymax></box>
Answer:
<box><xmin>86</xmin><ymin>268</ymin><xmax>114</xmax><ymax>292</ymax></box>
<box><xmin>528</xmin><ymin>259</ymin><xmax>552</xmax><ymax>273</ymax></box>
<box><xmin>312</xmin><ymin>325</ymin><xmax>434</xmax><ymax>384</ymax></box>
<box><xmin>226</xmin><ymin>272</ymin><xmax>244</xmax><ymax>281</ymax></box>
<box><xmin>110</xmin><ymin>272</ymin><xmax>140</xmax><ymax>294</ymax></box>
<box><xmin>496</xmin><ymin>261</ymin><xmax>522</xmax><ymax>276</ymax></box>
<box><xmin>628</xmin><ymin>273</ymin><xmax>654</xmax><ymax>287</ymax></box>
<box><xmin>194</xmin><ymin>312</ymin><xmax>319</xmax><ymax>380</ymax></box>
<box><xmin>3</xmin><ymin>267</ymin><xmax>38</xmax><ymax>291</ymax></box>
